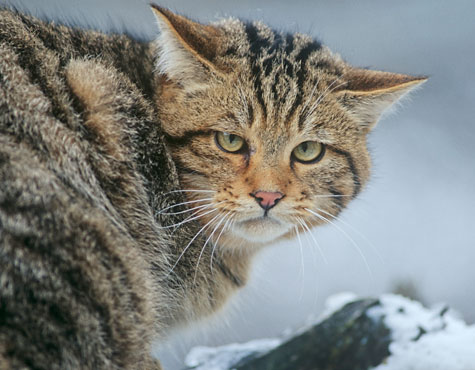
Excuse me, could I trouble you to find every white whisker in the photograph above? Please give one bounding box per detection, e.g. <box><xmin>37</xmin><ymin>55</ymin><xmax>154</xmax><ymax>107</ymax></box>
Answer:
<box><xmin>157</xmin><ymin>197</ymin><xmax>214</xmax><ymax>214</ymax></box>
<box><xmin>159</xmin><ymin>202</ymin><xmax>215</xmax><ymax>216</ymax></box>
<box><xmin>305</xmin><ymin>208</ymin><xmax>373</xmax><ymax>278</ymax></box>
<box><xmin>300</xmin><ymin>77</ymin><xmax>320</xmax><ymax>116</ymax></box>
<box><xmin>293</xmin><ymin>222</ymin><xmax>305</xmax><ymax>302</ymax></box>
<box><xmin>314</xmin><ymin>194</ymin><xmax>352</xmax><ymax>198</ymax></box>
<box><xmin>295</xmin><ymin>217</ymin><xmax>322</xmax><ymax>310</ymax></box>
<box><xmin>159</xmin><ymin>205</ymin><xmax>221</xmax><ymax>229</ymax></box>
<box><xmin>296</xmin><ymin>217</ymin><xmax>328</xmax><ymax>265</ymax></box>
<box><xmin>170</xmin><ymin>205</ymin><xmax>215</xmax><ymax>233</ymax></box>
<box><xmin>193</xmin><ymin>211</ymin><xmax>231</xmax><ymax>284</ymax></box>
<box><xmin>158</xmin><ymin>189</ymin><xmax>216</xmax><ymax>198</ymax></box>
<box><xmin>166</xmin><ymin>212</ymin><xmax>222</xmax><ymax>277</ymax></box>
<box><xmin>170</xmin><ymin>201</ymin><xmax>225</xmax><ymax>233</ymax></box>
<box><xmin>305</xmin><ymin>77</ymin><xmax>348</xmax><ymax>122</ymax></box>
<box><xmin>314</xmin><ymin>208</ymin><xmax>384</xmax><ymax>265</ymax></box>
<box><xmin>210</xmin><ymin>212</ymin><xmax>234</xmax><ymax>271</ymax></box>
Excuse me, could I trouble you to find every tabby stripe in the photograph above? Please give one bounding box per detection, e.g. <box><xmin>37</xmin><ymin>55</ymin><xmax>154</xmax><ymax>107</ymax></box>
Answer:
<box><xmin>271</xmin><ymin>36</ymin><xmax>295</xmax><ymax>113</ymax></box>
<box><xmin>251</xmin><ymin>65</ymin><xmax>267</xmax><ymax>119</ymax></box>
<box><xmin>188</xmin><ymin>145</ymin><xmax>217</xmax><ymax>162</ymax></box>
<box><xmin>224</xmin><ymin>46</ymin><xmax>238</xmax><ymax>56</ymax></box>
<box><xmin>247</xmin><ymin>100</ymin><xmax>254</xmax><ymax>125</ymax></box>
<box><xmin>262</xmin><ymin>55</ymin><xmax>274</xmax><ymax>77</ymax></box>
<box><xmin>262</xmin><ymin>32</ymin><xmax>282</xmax><ymax>77</ymax></box>
<box><xmin>283</xmin><ymin>57</ymin><xmax>294</xmax><ymax>77</ymax></box>
<box><xmin>174</xmin><ymin>160</ymin><xmax>208</xmax><ymax>178</ymax></box>
<box><xmin>284</xmin><ymin>33</ymin><xmax>294</xmax><ymax>55</ymax></box>
<box><xmin>216</xmin><ymin>259</ymin><xmax>243</xmax><ymax>287</ymax></box>
<box><xmin>328</xmin><ymin>185</ymin><xmax>346</xmax><ymax>212</ymax></box>
<box><xmin>3</xmin><ymin>232</ymin><xmax>117</xmax><ymax>351</ymax></box>
<box><xmin>287</xmin><ymin>40</ymin><xmax>322</xmax><ymax>124</ymax></box>
<box><xmin>272</xmin><ymin>57</ymin><xmax>296</xmax><ymax>108</ymax></box>
<box><xmin>244</xmin><ymin>22</ymin><xmax>271</xmax><ymax>55</ymax></box>
<box><xmin>270</xmin><ymin>73</ymin><xmax>279</xmax><ymax>103</ymax></box>
<box><xmin>297</xmin><ymin>61</ymin><xmax>337</xmax><ymax>129</ymax></box>
<box><xmin>164</xmin><ymin>130</ymin><xmax>211</xmax><ymax>146</ymax></box>
<box><xmin>245</xmin><ymin>23</ymin><xmax>268</xmax><ymax>119</ymax></box>
<box><xmin>327</xmin><ymin>147</ymin><xmax>361</xmax><ymax>199</ymax></box>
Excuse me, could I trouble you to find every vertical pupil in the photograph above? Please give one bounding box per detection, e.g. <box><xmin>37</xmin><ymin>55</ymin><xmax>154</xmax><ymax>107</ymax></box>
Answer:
<box><xmin>301</xmin><ymin>142</ymin><xmax>308</xmax><ymax>152</ymax></box>
<box><xmin>229</xmin><ymin>134</ymin><xmax>236</xmax><ymax>144</ymax></box>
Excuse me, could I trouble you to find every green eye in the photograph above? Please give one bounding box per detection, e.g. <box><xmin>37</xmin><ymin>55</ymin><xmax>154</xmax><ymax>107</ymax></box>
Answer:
<box><xmin>292</xmin><ymin>141</ymin><xmax>324</xmax><ymax>163</ymax></box>
<box><xmin>215</xmin><ymin>132</ymin><xmax>245</xmax><ymax>153</ymax></box>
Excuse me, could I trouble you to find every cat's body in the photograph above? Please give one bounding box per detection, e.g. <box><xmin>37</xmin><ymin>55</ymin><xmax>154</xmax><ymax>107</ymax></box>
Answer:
<box><xmin>0</xmin><ymin>9</ymin><xmax>246</xmax><ymax>369</ymax></box>
<box><xmin>0</xmin><ymin>5</ymin><xmax>425</xmax><ymax>369</ymax></box>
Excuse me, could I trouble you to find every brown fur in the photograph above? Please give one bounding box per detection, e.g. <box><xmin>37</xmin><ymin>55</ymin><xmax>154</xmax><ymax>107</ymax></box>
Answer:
<box><xmin>0</xmin><ymin>5</ymin><xmax>425</xmax><ymax>369</ymax></box>
<box><xmin>153</xmin><ymin>5</ymin><xmax>425</xmax><ymax>249</ymax></box>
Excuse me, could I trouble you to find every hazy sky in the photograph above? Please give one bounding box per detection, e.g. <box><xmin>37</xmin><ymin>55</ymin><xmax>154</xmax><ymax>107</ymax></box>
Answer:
<box><xmin>3</xmin><ymin>1</ymin><xmax>475</xmax><ymax>368</ymax></box>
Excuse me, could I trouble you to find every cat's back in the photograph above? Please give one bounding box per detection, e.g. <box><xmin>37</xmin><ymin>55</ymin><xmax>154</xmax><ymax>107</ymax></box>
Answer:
<box><xmin>0</xmin><ymin>7</ymin><xmax>156</xmax><ymax>112</ymax></box>
<box><xmin>0</xmin><ymin>7</ymin><xmax>157</xmax><ymax>225</ymax></box>
<box><xmin>0</xmin><ymin>9</ymin><xmax>167</xmax><ymax>369</ymax></box>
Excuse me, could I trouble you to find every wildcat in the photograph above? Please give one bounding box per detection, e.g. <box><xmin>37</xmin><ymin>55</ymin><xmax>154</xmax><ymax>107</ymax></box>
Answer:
<box><xmin>0</xmin><ymin>4</ymin><xmax>425</xmax><ymax>369</ymax></box>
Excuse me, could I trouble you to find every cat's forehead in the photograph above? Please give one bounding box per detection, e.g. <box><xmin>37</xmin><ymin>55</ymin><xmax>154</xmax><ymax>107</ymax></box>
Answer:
<box><xmin>220</xmin><ymin>19</ymin><xmax>344</xmax><ymax>82</ymax></box>
<box><xmin>219</xmin><ymin>20</ymin><xmax>345</xmax><ymax>134</ymax></box>
<box><xmin>157</xmin><ymin>7</ymin><xmax>425</xmax><ymax>143</ymax></box>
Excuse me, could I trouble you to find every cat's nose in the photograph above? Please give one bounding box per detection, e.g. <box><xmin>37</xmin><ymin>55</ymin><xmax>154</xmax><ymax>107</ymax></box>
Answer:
<box><xmin>250</xmin><ymin>191</ymin><xmax>285</xmax><ymax>211</ymax></box>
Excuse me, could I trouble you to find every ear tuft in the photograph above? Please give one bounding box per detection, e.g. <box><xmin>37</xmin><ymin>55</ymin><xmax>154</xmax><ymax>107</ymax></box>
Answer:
<box><xmin>337</xmin><ymin>67</ymin><xmax>427</xmax><ymax>131</ymax></box>
<box><xmin>150</xmin><ymin>4</ymin><xmax>223</xmax><ymax>85</ymax></box>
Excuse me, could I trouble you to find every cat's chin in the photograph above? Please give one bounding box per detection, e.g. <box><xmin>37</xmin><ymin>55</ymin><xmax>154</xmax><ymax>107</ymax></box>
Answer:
<box><xmin>232</xmin><ymin>216</ymin><xmax>292</xmax><ymax>243</ymax></box>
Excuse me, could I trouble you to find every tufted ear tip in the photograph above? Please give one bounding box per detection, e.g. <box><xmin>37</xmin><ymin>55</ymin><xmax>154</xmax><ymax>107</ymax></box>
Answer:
<box><xmin>337</xmin><ymin>68</ymin><xmax>428</xmax><ymax>131</ymax></box>
<box><xmin>343</xmin><ymin>69</ymin><xmax>428</xmax><ymax>93</ymax></box>
<box><xmin>150</xmin><ymin>4</ymin><xmax>179</xmax><ymax>27</ymax></box>
<box><xmin>149</xmin><ymin>3</ymin><xmax>163</xmax><ymax>15</ymax></box>
<box><xmin>149</xmin><ymin>3</ymin><xmax>164</xmax><ymax>14</ymax></box>
<box><xmin>150</xmin><ymin>4</ymin><xmax>224</xmax><ymax>85</ymax></box>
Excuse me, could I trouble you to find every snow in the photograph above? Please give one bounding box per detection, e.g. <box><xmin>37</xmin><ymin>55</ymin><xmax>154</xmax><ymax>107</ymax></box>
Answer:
<box><xmin>320</xmin><ymin>291</ymin><xmax>359</xmax><ymax>318</ymax></box>
<box><xmin>368</xmin><ymin>294</ymin><xmax>475</xmax><ymax>370</ymax></box>
<box><xmin>184</xmin><ymin>292</ymin><xmax>358</xmax><ymax>369</ymax></box>
<box><xmin>290</xmin><ymin>291</ymin><xmax>359</xmax><ymax>336</ymax></box>
<box><xmin>184</xmin><ymin>294</ymin><xmax>475</xmax><ymax>369</ymax></box>
<box><xmin>184</xmin><ymin>338</ymin><xmax>281</xmax><ymax>370</ymax></box>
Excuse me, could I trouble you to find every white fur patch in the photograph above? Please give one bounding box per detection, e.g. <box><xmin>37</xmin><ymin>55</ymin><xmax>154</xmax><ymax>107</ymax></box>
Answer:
<box><xmin>152</xmin><ymin>14</ymin><xmax>207</xmax><ymax>88</ymax></box>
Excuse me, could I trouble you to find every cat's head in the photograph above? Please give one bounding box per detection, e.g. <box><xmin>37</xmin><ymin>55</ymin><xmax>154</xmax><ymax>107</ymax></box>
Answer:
<box><xmin>152</xmin><ymin>5</ymin><xmax>426</xmax><ymax>250</ymax></box>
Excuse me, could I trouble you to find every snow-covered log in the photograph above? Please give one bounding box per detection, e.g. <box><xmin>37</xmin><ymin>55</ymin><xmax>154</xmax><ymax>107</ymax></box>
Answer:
<box><xmin>184</xmin><ymin>294</ymin><xmax>475</xmax><ymax>370</ymax></box>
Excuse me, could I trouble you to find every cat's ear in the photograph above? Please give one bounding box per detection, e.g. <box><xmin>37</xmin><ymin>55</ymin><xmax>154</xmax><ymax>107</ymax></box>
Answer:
<box><xmin>336</xmin><ymin>68</ymin><xmax>427</xmax><ymax>131</ymax></box>
<box><xmin>151</xmin><ymin>5</ymin><xmax>224</xmax><ymax>86</ymax></box>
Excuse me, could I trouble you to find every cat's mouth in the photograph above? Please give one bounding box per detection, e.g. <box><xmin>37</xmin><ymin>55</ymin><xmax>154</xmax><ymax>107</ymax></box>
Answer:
<box><xmin>240</xmin><ymin>215</ymin><xmax>281</xmax><ymax>226</ymax></box>
<box><xmin>233</xmin><ymin>215</ymin><xmax>291</xmax><ymax>243</ymax></box>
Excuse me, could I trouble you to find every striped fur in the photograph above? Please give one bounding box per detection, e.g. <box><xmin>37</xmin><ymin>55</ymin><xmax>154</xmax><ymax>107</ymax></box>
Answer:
<box><xmin>0</xmin><ymin>5</ymin><xmax>425</xmax><ymax>369</ymax></box>
<box><xmin>153</xmin><ymin>5</ymin><xmax>425</xmax><ymax>247</ymax></box>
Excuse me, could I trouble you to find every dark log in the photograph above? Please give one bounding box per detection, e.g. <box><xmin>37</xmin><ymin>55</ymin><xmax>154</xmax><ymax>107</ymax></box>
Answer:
<box><xmin>184</xmin><ymin>298</ymin><xmax>392</xmax><ymax>370</ymax></box>
<box><xmin>184</xmin><ymin>296</ymin><xmax>475</xmax><ymax>370</ymax></box>
<box><xmin>232</xmin><ymin>299</ymin><xmax>390</xmax><ymax>370</ymax></box>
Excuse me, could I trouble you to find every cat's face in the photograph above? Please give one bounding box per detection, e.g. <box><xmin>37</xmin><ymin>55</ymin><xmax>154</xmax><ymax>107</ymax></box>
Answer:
<box><xmin>159</xmin><ymin>75</ymin><xmax>368</xmax><ymax>246</ymax></box>
<box><xmin>153</xmin><ymin>6</ymin><xmax>425</xmax><ymax>249</ymax></box>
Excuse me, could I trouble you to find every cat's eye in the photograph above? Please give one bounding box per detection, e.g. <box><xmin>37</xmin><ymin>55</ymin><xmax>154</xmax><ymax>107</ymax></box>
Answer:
<box><xmin>292</xmin><ymin>141</ymin><xmax>325</xmax><ymax>164</ymax></box>
<box><xmin>215</xmin><ymin>132</ymin><xmax>245</xmax><ymax>153</ymax></box>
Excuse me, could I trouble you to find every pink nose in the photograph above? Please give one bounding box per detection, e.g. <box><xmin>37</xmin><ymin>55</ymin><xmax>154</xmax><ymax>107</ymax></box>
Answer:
<box><xmin>251</xmin><ymin>191</ymin><xmax>285</xmax><ymax>211</ymax></box>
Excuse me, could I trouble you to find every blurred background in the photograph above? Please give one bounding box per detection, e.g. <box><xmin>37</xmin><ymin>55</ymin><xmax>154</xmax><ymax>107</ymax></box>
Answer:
<box><xmin>3</xmin><ymin>0</ymin><xmax>474</xmax><ymax>368</ymax></box>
